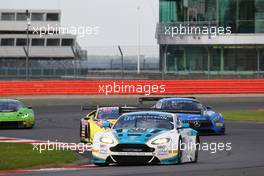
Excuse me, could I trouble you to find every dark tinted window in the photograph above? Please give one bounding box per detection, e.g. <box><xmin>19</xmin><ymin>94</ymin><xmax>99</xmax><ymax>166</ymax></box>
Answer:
<box><xmin>32</xmin><ymin>39</ymin><xmax>45</xmax><ymax>46</ymax></box>
<box><xmin>16</xmin><ymin>38</ymin><xmax>27</xmax><ymax>46</ymax></box>
<box><xmin>46</xmin><ymin>39</ymin><xmax>60</xmax><ymax>46</ymax></box>
<box><xmin>97</xmin><ymin>108</ymin><xmax>119</xmax><ymax>120</ymax></box>
<box><xmin>17</xmin><ymin>13</ymin><xmax>27</xmax><ymax>21</ymax></box>
<box><xmin>1</xmin><ymin>38</ymin><xmax>14</xmax><ymax>46</ymax></box>
<box><xmin>113</xmin><ymin>114</ymin><xmax>174</xmax><ymax>130</ymax></box>
<box><xmin>161</xmin><ymin>100</ymin><xmax>203</xmax><ymax>111</ymax></box>
<box><xmin>61</xmin><ymin>39</ymin><xmax>74</xmax><ymax>46</ymax></box>
<box><xmin>0</xmin><ymin>101</ymin><xmax>23</xmax><ymax>112</ymax></box>
<box><xmin>1</xmin><ymin>13</ymin><xmax>15</xmax><ymax>20</ymax></box>
<box><xmin>46</xmin><ymin>13</ymin><xmax>59</xmax><ymax>21</ymax></box>
<box><xmin>31</xmin><ymin>13</ymin><xmax>44</xmax><ymax>21</ymax></box>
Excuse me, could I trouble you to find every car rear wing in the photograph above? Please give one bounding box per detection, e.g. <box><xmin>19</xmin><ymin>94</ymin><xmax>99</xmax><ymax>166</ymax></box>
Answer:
<box><xmin>81</xmin><ymin>105</ymin><xmax>135</xmax><ymax>111</ymax></box>
<box><xmin>138</xmin><ymin>97</ymin><xmax>197</xmax><ymax>104</ymax></box>
<box><xmin>81</xmin><ymin>105</ymin><xmax>100</xmax><ymax>111</ymax></box>
<box><xmin>119</xmin><ymin>107</ymin><xmax>202</xmax><ymax>114</ymax></box>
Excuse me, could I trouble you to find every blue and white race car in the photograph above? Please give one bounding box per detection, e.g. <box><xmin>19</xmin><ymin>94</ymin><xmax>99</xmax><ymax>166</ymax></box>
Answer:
<box><xmin>139</xmin><ymin>97</ymin><xmax>225</xmax><ymax>135</ymax></box>
<box><xmin>92</xmin><ymin>111</ymin><xmax>199</xmax><ymax>166</ymax></box>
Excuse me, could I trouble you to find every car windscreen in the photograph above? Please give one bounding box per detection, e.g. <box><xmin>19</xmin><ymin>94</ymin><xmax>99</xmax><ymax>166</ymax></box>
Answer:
<box><xmin>161</xmin><ymin>100</ymin><xmax>203</xmax><ymax>111</ymax></box>
<box><xmin>113</xmin><ymin>114</ymin><xmax>174</xmax><ymax>130</ymax></box>
<box><xmin>97</xmin><ymin>108</ymin><xmax>120</xmax><ymax>120</ymax></box>
<box><xmin>0</xmin><ymin>101</ymin><xmax>22</xmax><ymax>112</ymax></box>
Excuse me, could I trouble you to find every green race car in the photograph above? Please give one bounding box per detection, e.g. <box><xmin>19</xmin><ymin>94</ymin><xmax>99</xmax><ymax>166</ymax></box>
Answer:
<box><xmin>0</xmin><ymin>99</ymin><xmax>35</xmax><ymax>129</ymax></box>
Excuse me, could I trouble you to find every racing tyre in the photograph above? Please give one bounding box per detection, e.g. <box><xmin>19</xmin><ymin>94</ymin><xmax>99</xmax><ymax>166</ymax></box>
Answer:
<box><xmin>177</xmin><ymin>137</ymin><xmax>182</xmax><ymax>164</ymax></box>
<box><xmin>93</xmin><ymin>163</ymin><xmax>109</xmax><ymax>166</ymax></box>
<box><xmin>192</xmin><ymin>135</ymin><xmax>200</xmax><ymax>163</ymax></box>
<box><xmin>222</xmin><ymin>124</ymin><xmax>226</xmax><ymax>135</ymax></box>
<box><xmin>87</xmin><ymin>123</ymin><xmax>91</xmax><ymax>143</ymax></box>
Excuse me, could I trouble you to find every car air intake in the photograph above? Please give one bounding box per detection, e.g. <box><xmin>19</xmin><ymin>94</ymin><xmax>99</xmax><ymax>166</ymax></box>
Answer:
<box><xmin>110</xmin><ymin>156</ymin><xmax>159</xmax><ymax>164</ymax></box>
<box><xmin>110</xmin><ymin>144</ymin><xmax>155</xmax><ymax>152</ymax></box>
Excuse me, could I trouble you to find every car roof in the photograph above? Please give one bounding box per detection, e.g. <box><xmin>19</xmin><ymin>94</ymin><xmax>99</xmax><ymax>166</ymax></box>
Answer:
<box><xmin>122</xmin><ymin>111</ymin><xmax>174</xmax><ymax>117</ymax></box>
<box><xmin>160</xmin><ymin>98</ymin><xmax>199</xmax><ymax>102</ymax></box>
<box><xmin>0</xmin><ymin>99</ymin><xmax>21</xmax><ymax>103</ymax></box>
<box><xmin>98</xmin><ymin>107</ymin><xmax>119</xmax><ymax>110</ymax></box>
<box><xmin>97</xmin><ymin>107</ymin><xmax>120</xmax><ymax>112</ymax></box>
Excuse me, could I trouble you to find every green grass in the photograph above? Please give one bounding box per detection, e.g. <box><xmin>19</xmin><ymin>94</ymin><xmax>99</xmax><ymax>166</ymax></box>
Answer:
<box><xmin>0</xmin><ymin>143</ymin><xmax>79</xmax><ymax>170</ymax></box>
<box><xmin>221</xmin><ymin>109</ymin><xmax>264</xmax><ymax>122</ymax></box>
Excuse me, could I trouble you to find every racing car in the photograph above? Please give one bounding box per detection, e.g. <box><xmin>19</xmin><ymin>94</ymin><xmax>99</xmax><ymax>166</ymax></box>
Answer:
<box><xmin>0</xmin><ymin>99</ymin><xmax>35</xmax><ymax>129</ymax></box>
<box><xmin>92</xmin><ymin>111</ymin><xmax>199</xmax><ymax>166</ymax></box>
<box><xmin>139</xmin><ymin>97</ymin><xmax>225</xmax><ymax>134</ymax></box>
<box><xmin>80</xmin><ymin>106</ymin><xmax>123</xmax><ymax>143</ymax></box>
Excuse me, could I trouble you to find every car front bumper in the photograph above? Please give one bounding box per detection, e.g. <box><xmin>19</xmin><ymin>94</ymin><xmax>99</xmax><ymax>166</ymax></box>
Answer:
<box><xmin>92</xmin><ymin>143</ymin><xmax>180</xmax><ymax>165</ymax></box>
<box><xmin>0</xmin><ymin>120</ymin><xmax>34</xmax><ymax>128</ymax></box>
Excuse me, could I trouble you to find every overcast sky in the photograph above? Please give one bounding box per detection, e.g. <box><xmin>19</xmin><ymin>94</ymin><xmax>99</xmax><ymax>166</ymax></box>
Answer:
<box><xmin>1</xmin><ymin>0</ymin><xmax>159</xmax><ymax>50</ymax></box>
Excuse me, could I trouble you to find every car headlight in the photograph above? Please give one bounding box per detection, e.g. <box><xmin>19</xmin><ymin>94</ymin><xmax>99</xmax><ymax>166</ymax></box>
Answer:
<box><xmin>21</xmin><ymin>114</ymin><xmax>30</xmax><ymax>118</ymax></box>
<box><xmin>212</xmin><ymin>116</ymin><xmax>220</xmax><ymax>122</ymax></box>
<box><xmin>151</xmin><ymin>138</ymin><xmax>170</xmax><ymax>145</ymax></box>
<box><xmin>100</xmin><ymin>137</ymin><xmax>114</xmax><ymax>144</ymax></box>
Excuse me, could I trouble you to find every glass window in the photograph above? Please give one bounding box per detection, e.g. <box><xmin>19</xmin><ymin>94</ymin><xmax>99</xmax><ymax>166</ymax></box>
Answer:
<box><xmin>187</xmin><ymin>0</ymin><xmax>217</xmax><ymax>22</ymax></box>
<box><xmin>161</xmin><ymin>100</ymin><xmax>203</xmax><ymax>111</ymax></box>
<box><xmin>31</xmin><ymin>13</ymin><xmax>44</xmax><ymax>21</ymax></box>
<box><xmin>160</xmin><ymin>0</ymin><xmax>177</xmax><ymax>22</ymax></box>
<box><xmin>224</xmin><ymin>47</ymin><xmax>257</xmax><ymax>71</ymax></box>
<box><xmin>255</xmin><ymin>0</ymin><xmax>264</xmax><ymax>32</ymax></box>
<box><xmin>1</xmin><ymin>38</ymin><xmax>15</xmax><ymax>46</ymax></box>
<box><xmin>1</xmin><ymin>13</ymin><xmax>15</xmax><ymax>21</ymax></box>
<box><xmin>16</xmin><ymin>13</ymin><xmax>27</xmax><ymax>21</ymax></box>
<box><xmin>0</xmin><ymin>101</ymin><xmax>23</xmax><ymax>112</ymax></box>
<box><xmin>32</xmin><ymin>39</ymin><xmax>45</xmax><ymax>46</ymax></box>
<box><xmin>113</xmin><ymin>114</ymin><xmax>174</xmax><ymax>130</ymax></box>
<box><xmin>260</xmin><ymin>48</ymin><xmax>264</xmax><ymax>71</ymax></box>
<box><xmin>219</xmin><ymin>0</ymin><xmax>237</xmax><ymax>33</ymax></box>
<box><xmin>61</xmin><ymin>39</ymin><xmax>74</xmax><ymax>46</ymax></box>
<box><xmin>166</xmin><ymin>46</ymin><xmax>185</xmax><ymax>72</ymax></box>
<box><xmin>238</xmin><ymin>0</ymin><xmax>255</xmax><ymax>33</ymax></box>
<box><xmin>46</xmin><ymin>39</ymin><xmax>60</xmax><ymax>46</ymax></box>
<box><xmin>210</xmin><ymin>48</ymin><xmax>221</xmax><ymax>71</ymax></box>
<box><xmin>46</xmin><ymin>13</ymin><xmax>59</xmax><ymax>21</ymax></box>
<box><xmin>97</xmin><ymin>108</ymin><xmax>120</xmax><ymax>120</ymax></box>
<box><xmin>160</xmin><ymin>0</ymin><xmax>217</xmax><ymax>23</ymax></box>
<box><xmin>186</xmin><ymin>47</ymin><xmax>208</xmax><ymax>71</ymax></box>
<box><xmin>159</xmin><ymin>0</ymin><xmax>264</xmax><ymax>33</ymax></box>
<box><xmin>16</xmin><ymin>38</ymin><xmax>27</xmax><ymax>46</ymax></box>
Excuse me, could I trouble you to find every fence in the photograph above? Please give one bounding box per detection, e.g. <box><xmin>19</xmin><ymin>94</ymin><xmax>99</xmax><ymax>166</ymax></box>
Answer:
<box><xmin>0</xmin><ymin>45</ymin><xmax>264</xmax><ymax>80</ymax></box>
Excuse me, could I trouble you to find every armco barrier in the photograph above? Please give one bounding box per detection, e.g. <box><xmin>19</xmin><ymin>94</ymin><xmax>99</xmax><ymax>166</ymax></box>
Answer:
<box><xmin>0</xmin><ymin>80</ymin><xmax>264</xmax><ymax>96</ymax></box>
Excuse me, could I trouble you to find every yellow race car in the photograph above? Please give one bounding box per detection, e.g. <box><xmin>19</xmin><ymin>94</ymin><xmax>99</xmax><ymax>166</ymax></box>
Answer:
<box><xmin>80</xmin><ymin>107</ymin><xmax>121</xmax><ymax>143</ymax></box>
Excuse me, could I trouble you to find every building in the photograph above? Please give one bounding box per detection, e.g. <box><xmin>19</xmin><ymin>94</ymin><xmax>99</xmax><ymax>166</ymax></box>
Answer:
<box><xmin>157</xmin><ymin>0</ymin><xmax>264</xmax><ymax>77</ymax></box>
<box><xmin>0</xmin><ymin>9</ymin><xmax>86</xmax><ymax>60</ymax></box>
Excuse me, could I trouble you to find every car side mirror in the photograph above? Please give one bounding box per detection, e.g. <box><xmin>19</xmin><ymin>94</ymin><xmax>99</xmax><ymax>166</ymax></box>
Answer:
<box><xmin>206</xmin><ymin>106</ymin><xmax>213</xmax><ymax>110</ymax></box>
<box><xmin>178</xmin><ymin>123</ymin><xmax>190</xmax><ymax>129</ymax></box>
<box><xmin>181</xmin><ymin>123</ymin><xmax>190</xmax><ymax>128</ymax></box>
<box><xmin>102</xmin><ymin>121</ymin><xmax>112</xmax><ymax>128</ymax></box>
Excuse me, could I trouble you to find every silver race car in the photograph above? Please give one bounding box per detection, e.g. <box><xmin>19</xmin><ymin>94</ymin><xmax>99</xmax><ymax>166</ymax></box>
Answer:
<box><xmin>92</xmin><ymin>111</ymin><xmax>199</xmax><ymax>165</ymax></box>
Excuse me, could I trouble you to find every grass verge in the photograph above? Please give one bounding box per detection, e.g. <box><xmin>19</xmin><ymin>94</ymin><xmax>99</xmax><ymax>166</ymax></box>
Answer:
<box><xmin>221</xmin><ymin>109</ymin><xmax>264</xmax><ymax>122</ymax></box>
<box><xmin>0</xmin><ymin>143</ymin><xmax>79</xmax><ymax>170</ymax></box>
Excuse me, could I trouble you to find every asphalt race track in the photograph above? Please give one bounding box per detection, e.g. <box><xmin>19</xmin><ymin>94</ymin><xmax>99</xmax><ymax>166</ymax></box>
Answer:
<box><xmin>1</xmin><ymin>95</ymin><xmax>264</xmax><ymax>176</ymax></box>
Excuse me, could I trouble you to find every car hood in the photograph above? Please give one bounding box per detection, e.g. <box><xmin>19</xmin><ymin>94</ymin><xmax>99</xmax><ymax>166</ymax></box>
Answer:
<box><xmin>113</xmin><ymin>128</ymin><xmax>167</xmax><ymax>144</ymax></box>
<box><xmin>176</xmin><ymin>113</ymin><xmax>208</xmax><ymax>121</ymax></box>
<box><xmin>107</xmin><ymin>119</ymin><xmax>117</xmax><ymax>125</ymax></box>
